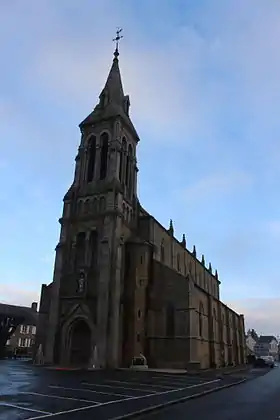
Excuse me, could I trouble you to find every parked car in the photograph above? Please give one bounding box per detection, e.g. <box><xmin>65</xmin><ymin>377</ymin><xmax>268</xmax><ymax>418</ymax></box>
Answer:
<box><xmin>262</xmin><ymin>356</ymin><xmax>275</xmax><ymax>368</ymax></box>
<box><xmin>254</xmin><ymin>356</ymin><xmax>274</xmax><ymax>368</ymax></box>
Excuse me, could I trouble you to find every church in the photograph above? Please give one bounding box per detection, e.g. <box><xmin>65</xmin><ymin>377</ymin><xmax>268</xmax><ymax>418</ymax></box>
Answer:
<box><xmin>36</xmin><ymin>36</ymin><xmax>246</xmax><ymax>370</ymax></box>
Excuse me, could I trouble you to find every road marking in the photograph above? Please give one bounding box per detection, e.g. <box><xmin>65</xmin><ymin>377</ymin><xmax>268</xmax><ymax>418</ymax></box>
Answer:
<box><xmin>19</xmin><ymin>391</ymin><xmax>99</xmax><ymax>404</ymax></box>
<box><xmin>26</xmin><ymin>379</ymin><xmax>220</xmax><ymax>420</ymax></box>
<box><xmin>49</xmin><ymin>385</ymin><xmax>133</xmax><ymax>398</ymax></box>
<box><xmin>149</xmin><ymin>376</ymin><xmax>206</xmax><ymax>387</ymax></box>
<box><xmin>110</xmin><ymin>379</ymin><xmax>245</xmax><ymax>420</ymax></box>
<box><xmin>186</xmin><ymin>379</ymin><xmax>221</xmax><ymax>387</ymax></box>
<box><xmin>150</xmin><ymin>373</ymin><xmax>203</xmax><ymax>380</ymax></box>
<box><xmin>106</xmin><ymin>380</ymin><xmax>176</xmax><ymax>390</ymax></box>
<box><xmin>0</xmin><ymin>402</ymin><xmax>51</xmax><ymax>415</ymax></box>
<box><xmin>82</xmin><ymin>382</ymin><xmax>158</xmax><ymax>393</ymax></box>
<box><xmin>150</xmin><ymin>375</ymin><xmax>204</xmax><ymax>382</ymax></box>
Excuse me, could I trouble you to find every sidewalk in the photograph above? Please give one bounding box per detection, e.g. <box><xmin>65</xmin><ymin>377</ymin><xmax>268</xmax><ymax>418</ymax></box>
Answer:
<box><xmin>38</xmin><ymin>363</ymin><xmax>250</xmax><ymax>376</ymax></box>
<box><xmin>117</xmin><ymin>364</ymin><xmax>250</xmax><ymax>376</ymax></box>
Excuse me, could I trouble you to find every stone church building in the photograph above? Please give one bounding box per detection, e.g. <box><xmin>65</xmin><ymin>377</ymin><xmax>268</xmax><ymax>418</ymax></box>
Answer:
<box><xmin>36</xmin><ymin>43</ymin><xmax>246</xmax><ymax>370</ymax></box>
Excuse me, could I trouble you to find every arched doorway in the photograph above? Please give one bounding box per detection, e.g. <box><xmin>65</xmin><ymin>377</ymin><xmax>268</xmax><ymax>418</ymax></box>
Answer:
<box><xmin>69</xmin><ymin>319</ymin><xmax>91</xmax><ymax>366</ymax></box>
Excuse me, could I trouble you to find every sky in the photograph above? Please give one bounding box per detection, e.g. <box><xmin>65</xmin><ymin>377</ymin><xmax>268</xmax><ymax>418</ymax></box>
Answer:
<box><xmin>1</xmin><ymin>0</ymin><xmax>280</xmax><ymax>336</ymax></box>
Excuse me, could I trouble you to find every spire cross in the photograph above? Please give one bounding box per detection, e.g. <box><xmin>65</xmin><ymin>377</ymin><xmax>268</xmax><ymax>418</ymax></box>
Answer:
<box><xmin>113</xmin><ymin>28</ymin><xmax>123</xmax><ymax>57</ymax></box>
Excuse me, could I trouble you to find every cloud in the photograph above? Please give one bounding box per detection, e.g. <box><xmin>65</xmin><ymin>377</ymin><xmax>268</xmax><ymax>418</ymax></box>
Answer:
<box><xmin>0</xmin><ymin>284</ymin><xmax>40</xmax><ymax>307</ymax></box>
<box><xmin>181</xmin><ymin>171</ymin><xmax>252</xmax><ymax>203</ymax></box>
<box><xmin>29</xmin><ymin>36</ymin><xmax>212</xmax><ymax>142</ymax></box>
<box><xmin>4</xmin><ymin>0</ymin><xmax>280</xmax><ymax>159</ymax></box>
<box><xmin>2</xmin><ymin>0</ymin><xmax>280</xmax><ymax>308</ymax></box>
<box><xmin>228</xmin><ymin>298</ymin><xmax>280</xmax><ymax>337</ymax></box>
<box><xmin>20</xmin><ymin>0</ymin><xmax>280</xmax><ymax>153</ymax></box>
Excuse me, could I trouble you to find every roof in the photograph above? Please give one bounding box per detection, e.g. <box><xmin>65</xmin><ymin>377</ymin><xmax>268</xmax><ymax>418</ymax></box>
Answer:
<box><xmin>125</xmin><ymin>234</ymin><xmax>151</xmax><ymax>247</ymax></box>
<box><xmin>258</xmin><ymin>335</ymin><xmax>277</xmax><ymax>343</ymax></box>
<box><xmin>0</xmin><ymin>303</ymin><xmax>37</xmax><ymax>325</ymax></box>
<box><xmin>247</xmin><ymin>329</ymin><xmax>258</xmax><ymax>342</ymax></box>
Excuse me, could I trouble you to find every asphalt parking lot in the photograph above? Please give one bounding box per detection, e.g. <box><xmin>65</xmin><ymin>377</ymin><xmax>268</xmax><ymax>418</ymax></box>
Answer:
<box><xmin>0</xmin><ymin>360</ymin><xmax>247</xmax><ymax>420</ymax></box>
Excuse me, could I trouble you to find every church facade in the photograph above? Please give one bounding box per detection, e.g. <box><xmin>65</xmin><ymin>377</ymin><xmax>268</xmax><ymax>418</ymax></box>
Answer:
<box><xmin>36</xmin><ymin>45</ymin><xmax>246</xmax><ymax>370</ymax></box>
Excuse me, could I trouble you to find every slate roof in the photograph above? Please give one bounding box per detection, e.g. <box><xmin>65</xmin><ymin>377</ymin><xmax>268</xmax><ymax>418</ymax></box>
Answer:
<box><xmin>258</xmin><ymin>335</ymin><xmax>277</xmax><ymax>343</ymax></box>
<box><xmin>248</xmin><ymin>329</ymin><xmax>259</xmax><ymax>342</ymax></box>
<box><xmin>79</xmin><ymin>53</ymin><xmax>139</xmax><ymax>142</ymax></box>
<box><xmin>0</xmin><ymin>303</ymin><xmax>37</xmax><ymax>325</ymax></box>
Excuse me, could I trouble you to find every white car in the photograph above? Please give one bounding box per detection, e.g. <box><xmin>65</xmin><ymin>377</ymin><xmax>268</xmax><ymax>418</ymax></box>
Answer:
<box><xmin>261</xmin><ymin>356</ymin><xmax>275</xmax><ymax>368</ymax></box>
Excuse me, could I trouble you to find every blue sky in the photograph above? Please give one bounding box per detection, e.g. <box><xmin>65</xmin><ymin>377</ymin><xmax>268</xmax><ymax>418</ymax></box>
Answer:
<box><xmin>1</xmin><ymin>0</ymin><xmax>280</xmax><ymax>335</ymax></box>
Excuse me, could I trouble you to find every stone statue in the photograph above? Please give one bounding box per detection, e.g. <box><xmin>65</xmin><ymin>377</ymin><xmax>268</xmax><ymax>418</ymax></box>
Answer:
<box><xmin>78</xmin><ymin>272</ymin><xmax>85</xmax><ymax>293</ymax></box>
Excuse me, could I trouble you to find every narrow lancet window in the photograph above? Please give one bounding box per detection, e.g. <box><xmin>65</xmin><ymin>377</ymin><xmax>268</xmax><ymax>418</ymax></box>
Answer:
<box><xmin>100</xmin><ymin>132</ymin><xmax>109</xmax><ymax>180</ymax></box>
<box><xmin>86</xmin><ymin>136</ymin><xmax>96</xmax><ymax>182</ymax></box>
<box><xmin>76</xmin><ymin>232</ymin><xmax>86</xmax><ymax>266</ymax></box>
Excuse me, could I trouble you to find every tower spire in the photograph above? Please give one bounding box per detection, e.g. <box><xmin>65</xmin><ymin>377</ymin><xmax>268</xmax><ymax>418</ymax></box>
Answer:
<box><xmin>80</xmin><ymin>28</ymin><xmax>139</xmax><ymax>142</ymax></box>
<box><xmin>168</xmin><ymin>219</ymin><xmax>174</xmax><ymax>236</ymax></box>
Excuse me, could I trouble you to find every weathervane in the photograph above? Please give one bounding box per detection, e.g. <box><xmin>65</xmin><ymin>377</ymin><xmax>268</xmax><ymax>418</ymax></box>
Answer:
<box><xmin>113</xmin><ymin>28</ymin><xmax>123</xmax><ymax>57</ymax></box>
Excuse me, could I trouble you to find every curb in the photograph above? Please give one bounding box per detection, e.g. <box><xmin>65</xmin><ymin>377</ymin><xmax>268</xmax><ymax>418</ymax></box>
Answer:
<box><xmin>115</xmin><ymin>368</ymin><xmax>245</xmax><ymax>377</ymax></box>
<box><xmin>111</xmin><ymin>379</ymin><xmax>247</xmax><ymax>420</ymax></box>
<box><xmin>116</xmin><ymin>368</ymin><xmax>188</xmax><ymax>375</ymax></box>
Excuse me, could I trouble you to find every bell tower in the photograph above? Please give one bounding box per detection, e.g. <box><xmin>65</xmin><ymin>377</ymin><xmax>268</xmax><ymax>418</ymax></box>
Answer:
<box><xmin>45</xmin><ymin>30</ymin><xmax>140</xmax><ymax>368</ymax></box>
<box><xmin>70</xmin><ymin>28</ymin><xmax>139</xmax><ymax>207</ymax></box>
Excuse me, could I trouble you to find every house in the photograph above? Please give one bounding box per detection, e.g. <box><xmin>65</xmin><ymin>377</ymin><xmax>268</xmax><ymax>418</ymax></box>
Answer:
<box><xmin>0</xmin><ymin>302</ymin><xmax>38</xmax><ymax>358</ymax></box>
<box><xmin>246</xmin><ymin>329</ymin><xmax>258</xmax><ymax>354</ymax></box>
<box><xmin>254</xmin><ymin>335</ymin><xmax>278</xmax><ymax>360</ymax></box>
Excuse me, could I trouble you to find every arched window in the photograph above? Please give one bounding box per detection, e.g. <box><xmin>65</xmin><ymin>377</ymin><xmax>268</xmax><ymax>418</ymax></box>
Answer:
<box><xmin>119</xmin><ymin>143</ymin><xmax>123</xmax><ymax>181</ymax></box>
<box><xmin>100</xmin><ymin>132</ymin><xmax>109</xmax><ymax>180</ymax></box>
<box><xmin>119</xmin><ymin>138</ymin><xmax>127</xmax><ymax>182</ymax></box>
<box><xmin>213</xmin><ymin>308</ymin><xmax>217</xmax><ymax>320</ymax></box>
<box><xmin>126</xmin><ymin>144</ymin><xmax>132</xmax><ymax>190</ymax></box>
<box><xmin>76</xmin><ymin>232</ymin><xmax>86</xmax><ymax>267</ymax></box>
<box><xmin>89</xmin><ymin>231</ymin><xmax>98</xmax><ymax>268</ymax></box>
<box><xmin>199</xmin><ymin>302</ymin><xmax>204</xmax><ymax>337</ymax></box>
<box><xmin>130</xmin><ymin>168</ymin><xmax>134</xmax><ymax>198</ymax></box>
<box><xmin>160</xmin><ymin>240</ymin><xmax>165</xmax><ymax>262</ymax></box>
<box><xmin>77</xmin><ymin>200</ymin><xmax>83</xmax><ymax>214</ymax></box>
<box><xmin>177</xmin><ymin>254</ymin><xmax>180</xmax><ymax>271</ymax></box>
<box><xmin>99</xmin><ymin>196</ymin><xmax>105</xmax><ymax>211</ymax></box>
<box><xmin>166</xmin><ymin>303</ymin><xmax>175</xmax><ymax>337</ymax></box>
<box><xmin>86</xmin><ymin>135</ymin><xmax>96</xmax><ymax>182</ymax></box>
<box><xmin>129</xmin><ymin>147</ymin><xmax>135</xmax><ymax>197</ymax></box>
<box><xmin>84</xmin><ymin>199</ymin><xmax>90</xmax><ymax>213</ymax></box>
<box><xmin>213</xmin><ymin>308</ymin><xmax>217</xmax><ymax>337</ymax></box>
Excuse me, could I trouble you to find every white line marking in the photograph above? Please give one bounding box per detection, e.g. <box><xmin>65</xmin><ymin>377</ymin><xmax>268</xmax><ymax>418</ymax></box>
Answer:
<box><xmin>0</xmin><ymin>402</ymin><xmax>51</xmax><ymax>415</ymax></box>
<box><xmin>106</xmin><ymin>380</ymin><xmax>176</xmax><ymax>390</ymax></box>
<box><xmin>150</xmin><ymin>375</ymin><xmax>203</xmax><ymax>382</ymax></box>
<box><xmin>110</xmin><ymin>380</ymin><xmax>245</xmax><ymax>420</ymax></box>
<box><xmin>26</xmin><ymin>379</ymin><xmax>220</xmax><ymax>420</ymax></box>
<box><xmin>19</xmin><ymin>391</ymin><xmax>99</xmax><ymax>404</ymax></box>
<box><xmin>150</xmin><ymin>373</ymin><xmax>202</xmax><ymax>380</ymax></box>
<box><xmin>81</xmin><ymin>382</ymin><xmax>157</xmax><ymax>394</ymax></box>
<box><xmin>149</xmin><ymin>376</ymin><xmax>205</xmax><ymax>386</ymax></box>
<box><xmin>49</xmin><ymin>385</ymin><xmax>133</xmax><ymax>398</ymax></box>
<box><xmin>186</xmin><ymin>379</ymin><xmax>221</xmax><ymax>387</ymax></box>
